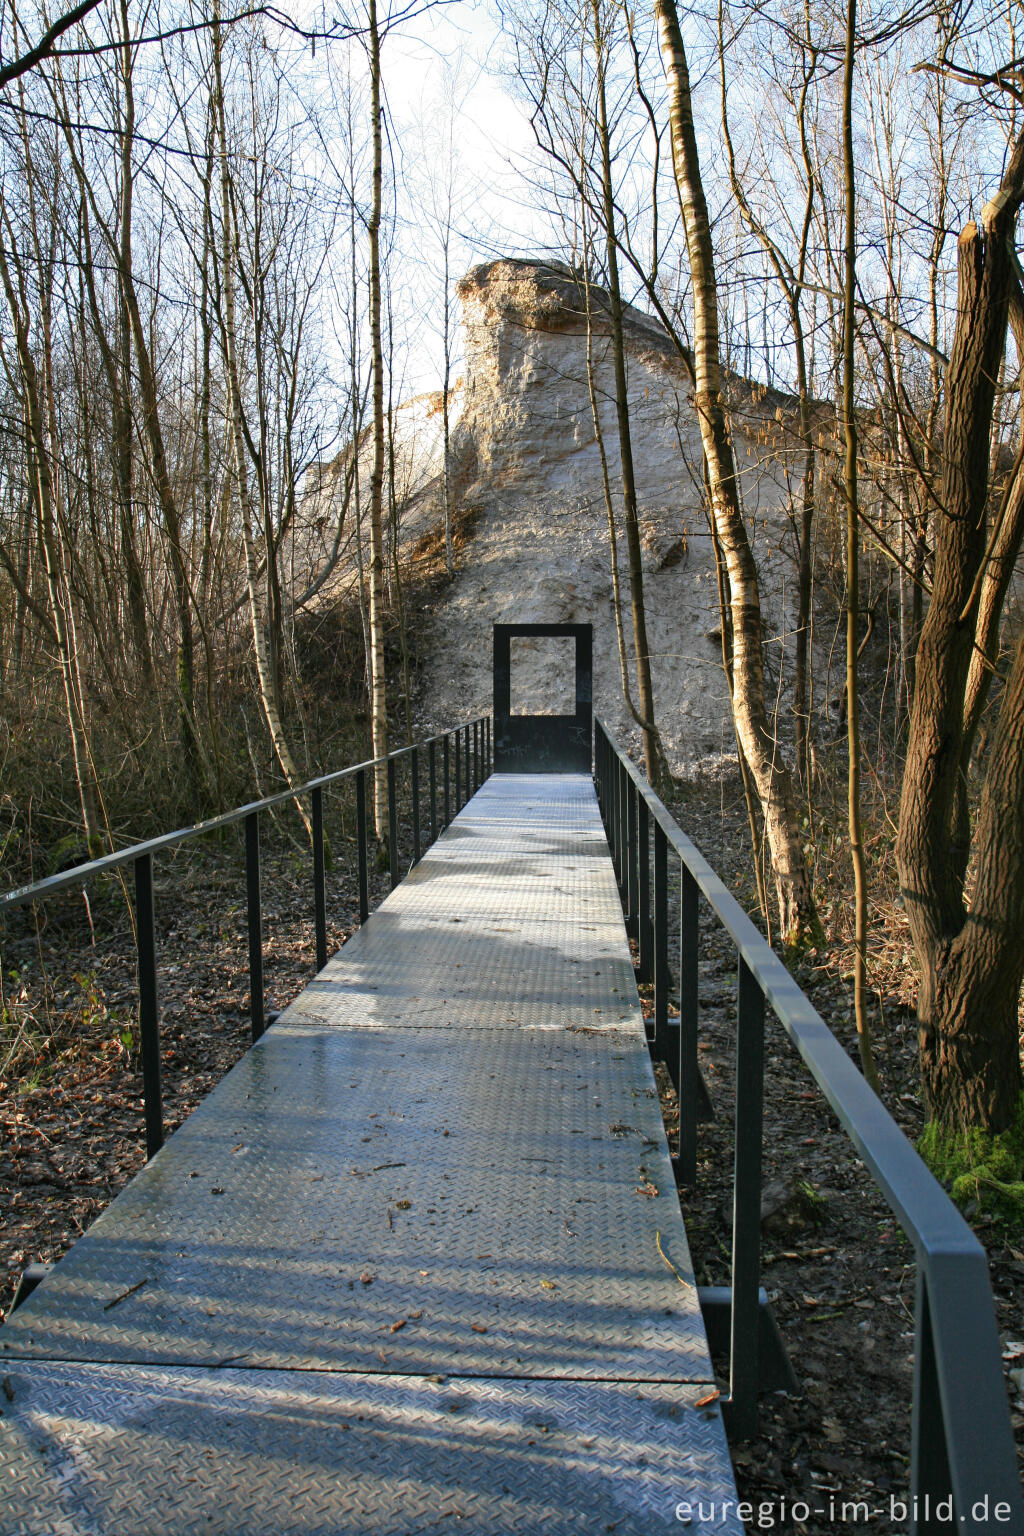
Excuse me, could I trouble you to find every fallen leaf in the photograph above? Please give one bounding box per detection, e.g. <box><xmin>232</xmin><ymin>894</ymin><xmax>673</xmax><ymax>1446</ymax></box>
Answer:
<box><xmin>694</xmin><ymin>1389</ymin><xmax>720</xmax><ymax>1408</ymax></box>
<box><xmin>470</xmin><ymin>1323</ymin><xmax>488</xmax><ymax>1333</ymax></box>
<box><xmin>390</xmin><ymin>1319</ymin><xmax>407</xmax><ymax>1333</ymax></box>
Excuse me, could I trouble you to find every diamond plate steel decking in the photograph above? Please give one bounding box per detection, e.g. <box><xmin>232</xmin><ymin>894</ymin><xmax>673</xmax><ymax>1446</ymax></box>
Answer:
<box><xmin>0</xmin><ymin>774</ymin><xmax>740</xmax><ymax>1534</ymax></box>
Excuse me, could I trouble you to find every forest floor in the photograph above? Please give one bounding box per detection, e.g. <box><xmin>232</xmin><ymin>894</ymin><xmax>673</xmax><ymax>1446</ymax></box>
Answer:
<box><xmin>1</xmin><ymin>768</ymin><xmax>1022</xmax><ymax>1533</ymax></box>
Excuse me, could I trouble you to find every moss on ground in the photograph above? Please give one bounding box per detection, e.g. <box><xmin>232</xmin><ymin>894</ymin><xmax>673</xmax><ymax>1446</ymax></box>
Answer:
<box><xmin>918</xmin><ymin>1094</ymin><xmax>1024</xmax><ymax>1226</ymax></box>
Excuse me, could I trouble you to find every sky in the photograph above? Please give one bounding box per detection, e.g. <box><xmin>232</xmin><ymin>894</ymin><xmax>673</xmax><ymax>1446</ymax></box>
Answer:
<box><xmin>367</xmin><ymin>0</ymin><xmax>558</xmax><ymax>395</ymax></box>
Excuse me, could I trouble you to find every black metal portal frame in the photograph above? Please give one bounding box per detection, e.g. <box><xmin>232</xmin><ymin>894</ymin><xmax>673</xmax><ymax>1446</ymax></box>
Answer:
<box><xmin>594</xmin><ymin>718</ymin><xmax>1023</xmax><ymax>1536</ymax></box>
<box><xmin>0</xmin><ymin>717</ymin><xmax>492</xmax><ymax>1164</ymax></box>
<box><xmin>493</xmin><ymin>622</ymin><xmax>592</xmax><ymax>773</ymax></box>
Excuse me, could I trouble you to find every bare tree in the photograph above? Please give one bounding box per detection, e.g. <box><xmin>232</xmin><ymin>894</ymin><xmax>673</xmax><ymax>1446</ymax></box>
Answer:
<box><xmin>838</xmin><ymin>0</ymin><xmax>879</xmax><ymax>1089</ymax></box>
<box><xmin>655</xmin><ymin>0</ymin><xmax>819</xmax><ymax>945</ymax></box>
<box><xmin>366</xmin><ymin>0</ymin><xmax>389</xmax><ymax>840</ymax></box>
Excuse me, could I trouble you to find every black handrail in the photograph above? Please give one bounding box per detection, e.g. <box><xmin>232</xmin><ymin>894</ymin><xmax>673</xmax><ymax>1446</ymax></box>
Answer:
<box><xmin>1</xmin><ymin>716</ymin><xmax>492</xmax><ymax>1159</ymax></box>
<box><xmin>594</xmin><ymin>719</ymin><xmax>1022</xmax><ymax>1534</ymax></box>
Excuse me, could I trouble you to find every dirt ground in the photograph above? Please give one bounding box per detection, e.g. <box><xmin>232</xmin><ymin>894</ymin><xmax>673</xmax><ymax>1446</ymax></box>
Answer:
<box><xmin>1</xmin><ymin>769</ymin><xmax>1021</xmax><ymax>1534</ymax></box>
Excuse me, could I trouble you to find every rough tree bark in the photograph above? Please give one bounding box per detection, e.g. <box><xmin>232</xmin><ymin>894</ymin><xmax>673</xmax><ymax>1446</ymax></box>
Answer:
<box><xmin>655</xmin><ymin>0</ymin><xmax>818</xmax><ymax>944</ymax></box>
<box><xmin>896</xmin><ymin>126</ymin><xmax>1024</xmax><ymax>1133</ymax></box>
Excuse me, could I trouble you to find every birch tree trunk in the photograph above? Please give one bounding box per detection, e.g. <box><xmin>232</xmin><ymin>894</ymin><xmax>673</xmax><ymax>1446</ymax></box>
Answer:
<box><xmin>367</xmin><ymin>0</ymin><xmax>389</xmax><ymax>839</ymax></box>
<box><xmin>655</xmin><ymin>0</ymin><xmax>818</xmax><ymax>944</ymax></box>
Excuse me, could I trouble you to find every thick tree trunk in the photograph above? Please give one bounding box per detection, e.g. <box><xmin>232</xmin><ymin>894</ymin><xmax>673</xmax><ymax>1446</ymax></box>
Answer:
<box><xmin>919</xmin><ymin>626</ymin><xmax>1024</xmax><ymax>1129</ymax></box>
<box><xmin>655</xmin><ymin>0</ymin><xmax>817</xmax><ymax>944</ymax></box>
<box><xmin>896</xmin><ymin>130</ymin><xmax>1024</xmax><ymax>1132</ymax></box>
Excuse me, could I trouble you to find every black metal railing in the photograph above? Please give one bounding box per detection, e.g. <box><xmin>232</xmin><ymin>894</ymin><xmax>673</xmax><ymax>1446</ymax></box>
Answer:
<box><xmin>1</xmin><ymin>716</ymin><xmax>492</xmax><ymax>1162</ymax></box>
<box><xmin>594</xmin><ymin>719</ymin><xmax>1022</xmax><ymax>1534</ymax></box>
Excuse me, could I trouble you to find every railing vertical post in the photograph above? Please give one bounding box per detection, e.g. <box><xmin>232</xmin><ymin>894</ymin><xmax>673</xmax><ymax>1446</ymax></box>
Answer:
<box><xmin>626</xmin><ymin>777</ymin><xmax>639</xmax><ymax>938</ymax></box>
<box><xmin>620</xmin><ymin>762</ymin><xmax>629</xmax><ymax>887</ymax></box>
<box><xmin>638</xmin><ymin>795</ymin><xmax>652</xmax><ymax>983</ymax></box>
<box><xmin>486</xmin><ymin>716</ymin><xmax>491</xmax><ymax>775</ymax></box>
<box><xmin>387</xmin><ymin>755</ymin><xmax>399</xmax><ymax>890</ymax></box>
<box><xmin>356</xmin><ymin>768</ymin><xmax>369</xmax><ymax>923</ymax></box>
<box><xmin>472</xmin><ymin>720</ymin><xmax>479</xmax><ymax>793</ymax></box>
<box><xmin>909</xmin><ymin>1275</ymin><xmax>954</xmax><ymax>1534</ymax></box>
<box><xmin>607</xmin><ymin>745</ymin><xmax>616</xmax><ymax>861</ymax></box>
<box><xmin>455</xmin><ymin>730</ymin><xmax>462</xmax><ymax>811</ymax></box>
<box><xmin>465</xmin><ymin>723</ymin><xmax>471</xmax><ymax>797</ymax></box>
<box><xmin>312</xmin><ymin>786</ymin><xmax>327</xmax><ymax>973</ymax></box>
<box><xmin>678</xmin><ymin>862</ymin><xmax>699</xmax><ymax>1184</ymax></box>
<box><xmin>428</xmin><ymin>739</ymin><xmax>438</xmax><ymax>844</ymax></box>
<box><xmin>411</xmin><ymin>746</ymin><xmax>421</xmax><ymax>864</ymax></box>
<box><xmin>728</xmin><ymin>957</ymin><xmax>765</xmax><ymax>1438</ymax></box>
<box><xmin>245</xmin><ymin>810</ymin><xmax>265</xmax><ymax>1042</ymax></box>
<box><xmin>613</xmin><ymin>757</ymin><xmax>624</xmax><ymax>887</ymax></box>
<box><xmin>653</xmin><ymin>821</ymin><xmax>669</xmax><ymax>1059</ymax></box>
<box><xmin>134</xmin><ymin>852</ymin><xmax>163</xmax><ymax>1160</ymax></box>
<box><xmin>443</xmin><ymin>735</ymin><xmax>451</xmax><ymax>827</ymax></box>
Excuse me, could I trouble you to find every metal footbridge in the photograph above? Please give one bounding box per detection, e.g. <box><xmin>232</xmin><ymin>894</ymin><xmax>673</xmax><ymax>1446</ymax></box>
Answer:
<box><xmin>0</xmin><ymin>772</ymin><xmax>738</xmax><ymax>1533</ymax></box>
<box><xmin>2</xmin><ymin>622</ymin><xmax>1021</xmax><ymax>1534</ymax></box>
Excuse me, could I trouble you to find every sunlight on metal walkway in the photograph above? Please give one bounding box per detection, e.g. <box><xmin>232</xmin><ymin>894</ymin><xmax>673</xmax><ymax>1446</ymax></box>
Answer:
<box><xmin>0</xmin><ymin>775</ymin><xmax>739</xmax><ymax>1534</ymax></box>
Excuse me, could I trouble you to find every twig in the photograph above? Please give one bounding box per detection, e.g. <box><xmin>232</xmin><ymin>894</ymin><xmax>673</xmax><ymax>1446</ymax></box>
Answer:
<box><xmin>102</xmin><ymin>1276</ymin><xmax>149</xmax><ymax>1311</ymax></box>
<box><xmin>656</xmin><ymin>1229</ymin><xmax>693</xmax><ymax>1288</ymax></box>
